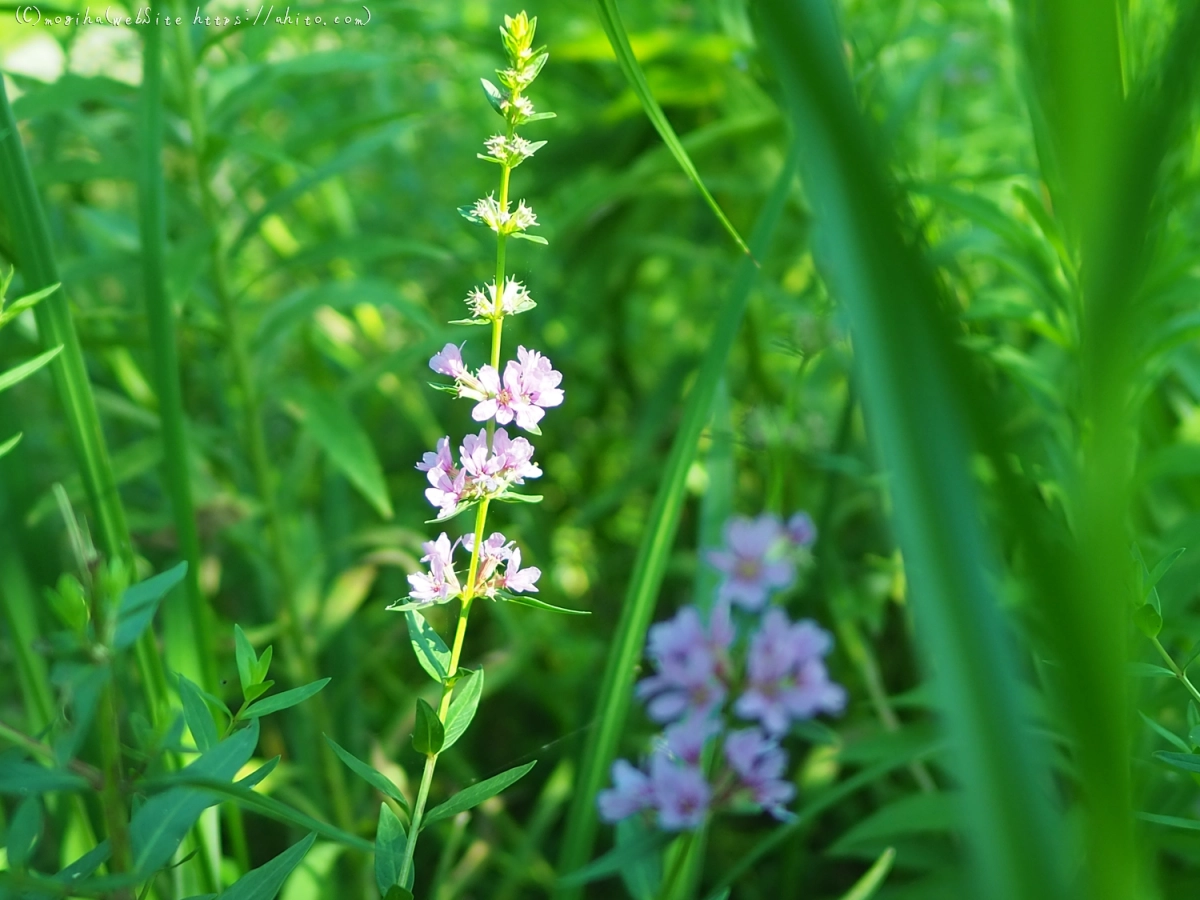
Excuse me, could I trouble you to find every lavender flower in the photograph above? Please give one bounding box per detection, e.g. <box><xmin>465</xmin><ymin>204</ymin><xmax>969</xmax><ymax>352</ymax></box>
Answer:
<box><xmin>707</xmin><ymin>515</ymin><xmax>795</xmax><ymax>610</ymax></box>
<box><xmin>415</xmin><ymin>428</ymin><xmax>542</xmax><ymax>519</ymax></box>
<box><xmin>635</xmin><ymin>606</ymin><xmax>730</xmax><ymax>723</ymax></box>
<box><xmin>471</xmin><ymin>345</ymin><xmax>564</xmax><ymax>431</ymax></box>
<box><xmin>597</xmin><ymin>510</ymin><xmax>842</xmax><ymax>832</ymax></box>
<box><xmin>597</xmin><ymin>760</ymin><xmax>655</xmax><ymax>822</ymax></box>
<box><xmin>735</xmin><ymin>608</ymin><xmax>846</xmax><ymax>735</ymax></box>
<box><xmin>724</xmin><ymin>729</ymin><xmax>796</xmax><ymax>819</ymax></box>
<box><xmin>648</xmin><ymin>751</ymin><xmax>711</xmax><ymax>831</ymax></box>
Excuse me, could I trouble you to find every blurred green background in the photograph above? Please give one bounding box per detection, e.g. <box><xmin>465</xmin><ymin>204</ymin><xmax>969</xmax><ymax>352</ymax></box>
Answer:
<box><xmin>4</xmin><ymin>0</ymin><xmax>1200</xmax><ymax>898</ymax></box>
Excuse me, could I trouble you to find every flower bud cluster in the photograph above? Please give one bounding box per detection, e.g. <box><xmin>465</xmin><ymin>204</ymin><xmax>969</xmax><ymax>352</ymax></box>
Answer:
<box><xmin>597</xmin><ymin>513</ymin><xmax>844</xmax><ymax>831</ymax></box>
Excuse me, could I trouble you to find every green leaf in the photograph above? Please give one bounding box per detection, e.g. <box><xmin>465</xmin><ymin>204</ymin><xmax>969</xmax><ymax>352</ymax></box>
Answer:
<box><xmin>374</xmin><ymin>803</ymin><xmax>414</xmax><ymax>894</ymax></box>
<box><xmin>252</xmin><ymin>645</ymin><xmax>274</xmax><ymax>684</ymax></box>
<box><xmin>837</xmin><ymin>847</ymin><xmax>896</xmax><ymax>900</ymax></box>
<box><xmin>130</xmin><ymin>721</ymin><xmax>259</xmax><ymax>875</ymax></box>
<box><xmin>113</xmin><ymin>561</ymin><xmax>188</xmax><ymax>650</ymax></box>
<box><xmin>234</xmin><ymin>624</ymin><xmax>258</xmax><ymax>694</ymax></box>
<box><xmin>1138</xmin><ymin>811</ymin><xmax>1200</xmax><ymax>831</ymax></box>
<box><xmin>422</xmin><ymin>761</ymin><xmax>536</xmax><ymax>830</ymax></box>
<box><xmin>557</xmin><ymin>828</ymin><xmax>671</xmax><ymax>888</ymax></box>
<box><xmin>405</xmin><ymin>610</ymin><xmax>450</xmax><ymax>683</ymax></box>
<box><xmin>493</xmin><ymin>491</ymin><xmax>543</xmax><ymax>504</ymax></box>
<box><xmin>509</xmin><ymin>232</ymin><xmax>548</xmax><ymax>245</ymax></box>
<box><xmin>283</xmin><ymin>385</ymin><xmax>393</xmax><ymax>519</ymax></box>
<box><xmin>143</xmin><ymin>771</ymin><xmax>371</xmax><ymax>853</ymax></box>
<box><xmin>557</xmin><ymin>145</ymin><xmax>796</xmax><ymax>882</ymax></box>
<box><xmin>498</xmin><ymin>592</ymin><xmax>590</xmax><ymax>615</ymax></box>
<box><xmin>179</xmin><ymin>674</ymin><xmax>219</xmax><ymax>752</ymax></box>
<box><xmin>0</xmin><ymin>756</ymin><xmax>90</xmax><ymax>795</ymax></box>
<box><xmin>1154</xmin><ymin>750</ymin><xmax>1200</xmax><ymax>774</ymax></box>
<box><xmin>5</xmin><ymin>795</ymin><xmax>42</xmax><ymax>868</ymax></box>
<box><xmin>0</xmin><ymin>345</ymin><xmax>63</xmax><ymax>394</ymax></box>
<box><xmin>384</xmin><ymin>888</ymin><xmax>415</xmax><ymax>900</ymax></box>
<box><xmin>0</xmin><ymin>432</ymin><xmax>21</xmax><ymax>458</ymax></box>
<box><xmin>412</xmin><ymin>698</ymin><xmax>444</xmax><ymax>756</ymax></box>
<box><xmin>244</xmin><ymin>680</ymin><xmax>276</xmax><ymax>703</ymax></box>
<box><xmin>831</xmin><ymin>794</ymin><xmax>958</xmax><ymax>851</ymax></box>
<box><xmin>221</xmin><ymin>833</ymin><xmax>316</xmax><ymax>900</ymax></box>
<box><xmin>242</xmin><ymin>678</ymin><xmax>332</xmax><ymax>720</ymax></box>
<box><xmin>1139</xmin><ymin>711</ymin><xmax>1190</xmax><ymax>754</ymax></box>
<box><xmin>481</xmin><ymin>78</ymin><xmax>505</xmax><ymax>114</ymax></box>
<box><xmin>1128</xmin><ymin>663</ymin><xmax>1176</xmax><ymax>678</ymax></box>
<box><xmin>0</xmin><ymin>282</ymin><xmax>60</xmax><ymax>329</ymax></box>
<box><xmin>593</xmin><ymin>0</ymin><xmax>751</xmax><ymax>258</ymax></box>
<box><xmin>442</xmin><ymin>668</ymin><xmax>484</xmax><ymax>751</ymax></box>
<box><xmin>615</xmin><ymin>817</ymin><xmax>662</xmax><ymax>900</ymax></box>
<box><xmin>323</xmin><ymin>734</ymin><xmax>410</xmax><ymax>812</ymax></box>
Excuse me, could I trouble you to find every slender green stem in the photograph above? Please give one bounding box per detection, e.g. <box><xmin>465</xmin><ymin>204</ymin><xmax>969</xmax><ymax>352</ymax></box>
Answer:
<box><xmin>168</xmin><ymin>6</ymin><xmax>351</xmax><ymax>829</ymax></box>
<box><xmin>396</xmin><ymin>124</ymin><xmax>520</xmax><ymax>885</ymax></box>
<box><xmin>0</xmin><ymin>71</ymin><xmax>171</xmax><ymax>732</ymax></box>
<box><xmin>658</xmin><ymin>832</ymin><xmax>696</xmax><ymax>900</ymax></box>
<box><xmin>91</xmin><ymin>584</ymin><xmax>134</xmax><ymax>900</ymax></box>
<box><xmin>137</xmin><ymin>19</ymin><xmax>216</xmax><ymax>692</ymax></box>
<box><xmin>1150</xmin><ymin>637</ymin><xmax>1200</xmax><ymax>706</ymax></box>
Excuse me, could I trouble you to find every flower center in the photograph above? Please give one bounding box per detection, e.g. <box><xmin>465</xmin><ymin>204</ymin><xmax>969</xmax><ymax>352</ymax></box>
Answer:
<box><xmin>736</xmin><ymin>557</ymin><xmax>761</xmax><ymax>581</ymax></box>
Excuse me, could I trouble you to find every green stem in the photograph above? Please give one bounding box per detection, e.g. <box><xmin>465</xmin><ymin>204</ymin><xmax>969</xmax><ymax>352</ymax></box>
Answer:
<box><xmin>658</xmin><ymin>832</ymin><xmax>696</xmax><ymax>900</ymax></box>
<box><xmin>0</xmin><ymin>71</ymin><xmax>171</xmax><ymax>730</ymax></box>
<box><xmin>137</xmin><ymin>19</ymin><xmax>216</xmax><ymax>692</ymax></box>
<box><xmin>169</xmin><ymin>4</ymin><xmax>351</xmax><ymax>830</ymax></box>
<box><xmin>1150</xmin><ymin>637</ymin><xmax>1200</xmax><ymax>706</ymax></box>
<box><xmin>396</xmin><ymin>133</ymin><xmax>518</xmax><ymax>886</ymax></box>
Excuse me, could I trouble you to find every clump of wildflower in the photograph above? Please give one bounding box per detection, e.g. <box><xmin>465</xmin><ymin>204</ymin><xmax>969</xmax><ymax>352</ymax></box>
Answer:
<box><xmin>706</xmin><ymin>513</ymin><xmax>818</xmax><ymax>610</ymax></box>
<box><xmin>597</xmin><ymin>511</ymin><xmax>843</xmax><ymax>831</ymax></box>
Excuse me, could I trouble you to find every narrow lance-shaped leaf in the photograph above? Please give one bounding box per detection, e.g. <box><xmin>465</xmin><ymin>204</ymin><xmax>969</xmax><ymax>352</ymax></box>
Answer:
<box><xmin>593</xmin><ymin>0</ymin><xmax>752</xmax><ymax>259</ymax></box>
<box><xmin>442</xmin><ymin>667</ymin><xmax>484</xmax><ymax>751</ymax></box>
<box><xmin>422</xmin><ymin>761</ymin><xmax>536</xmax><ymax>830</ymax></box>
<box><xmin>220</xmin><ymin>833</ymin><xmax>316</xmax><ymax>900</ymax></box>
<box><xmin>374</xmin><ymin>803</ymin><xmax>414</xmax><ymax>894</ymax></box>
<box><xmin>241</xmin><ymin>678</ymin><xmax>331</xmax><ymax>719</ymax></box>
<box><xmin>323</xmin><ymin>734</ymin><xmax>410</xmax><ymax>812</ymax></box>
<box><xmin>412</xmin><ymin>698</ymin><xmax>444</xmax><ymax>756</ymax></box>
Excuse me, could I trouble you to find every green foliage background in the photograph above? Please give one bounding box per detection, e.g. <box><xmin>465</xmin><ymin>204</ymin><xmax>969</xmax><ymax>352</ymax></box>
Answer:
<box><xmin>4</xmin><ymin>0</ymin><xmax>1200</xmax><ymax>898</ymax></box>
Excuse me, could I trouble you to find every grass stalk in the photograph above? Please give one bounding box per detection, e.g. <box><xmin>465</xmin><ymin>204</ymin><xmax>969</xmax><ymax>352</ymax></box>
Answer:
<box><xmin>167</xmin><ymin>5</ymin><xmax>351</xmax><ymax>829</ymax></box>
<box><xmin>555</xmin><ymin>149</ymin><xmax>797</xmax><ymax>894</ymax></box>
<box><xmin>137</xmin><ymin>20</ymin><xmax>217</xmax><ymax>692</ymax></box>
<box><xmin>757</xmin><ymin>3</ymin><xmax>1069</xmax><ymax>898</ymax></box>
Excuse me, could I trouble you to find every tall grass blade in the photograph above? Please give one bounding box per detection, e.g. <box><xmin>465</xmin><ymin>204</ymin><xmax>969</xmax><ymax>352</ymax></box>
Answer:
<box><xmin>0</xmin><ymin>77</ymin><xmax>133</xmax><ymax>569</ymax></box>
<box><xmin>594</xmin><ymin>0</ymin><xmax>753</xmax><ymax>259</ymax></box>
<box><xmin>555</xmin><ymin>147</ymin><xmax>798</xmax><ymax>896</ymax></box>
<box><xmin>137</xmin><ymin>22</ymin><xmax>216</xmax><ymax>690</ymax></box>
<box><xmin>756</xmin><ymin>3</ymin><xmax>1069</xmax><ymax>899</ymax></box>
<box><xmin>1009</xmin><ymin>5</ymin><xmax>1200</xmax><ymax>899</ymax></box>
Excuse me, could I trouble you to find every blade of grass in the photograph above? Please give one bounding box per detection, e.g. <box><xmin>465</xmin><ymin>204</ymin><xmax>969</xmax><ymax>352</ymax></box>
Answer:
<box><xmin>1009</xmin><ymin>5</ymin><xmax>1200</xmax><ymax>900</ymax></box>
<box><xmin>554</xmin><ymin>147</ymin><xmax>798</xmax><ymax>897</ymax></box>
<box><xmin>137</xmin><ymin>18</ymin><xmax>216</xmax><ymax>693</ymax></box>
<box><xmin>757</xmin><ymin>3</ymin><xmax>1069</xmax><ymax>900</ymax></box>
<box><xmin>594</xmin><ymin>0</ymin><xmax>753</xmax><ymax>260</ymax></box>
<box><xmin>167</xmin><ymin>0</ymin><xmax>351</xmax><ymax>830</ymax></box>
<box><xmin>0</xmin><ymin>77</ymin><xmax>132</xmax><ymax>572</ymax></box>
<box><xmin>0</xmin><ymin>73</ymin><xmax>172</xmax><ymax>728</ymax></box>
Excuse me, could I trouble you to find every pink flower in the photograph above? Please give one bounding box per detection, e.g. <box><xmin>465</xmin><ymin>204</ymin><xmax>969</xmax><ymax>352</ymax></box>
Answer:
<box><xmin>724</xmin><ymin>729</ymin><xmax>796</xmax><ymax>819</ymax></box>
<box><xmin>735</xmin><ymin>608</ymin><xmax>845</xmax><ymax>734</ymax></box>
<box><xmin>597</xmin><ymin>760</ymin><xmax>654</xmax><ymax>823</ymax></box>
<box><xmin>707</xmin><ymin>515</ymin><xmax>795</xmax><ymax>610</ymax></box>
<box><xmin>471</xmin><ymin>346</ymin><xmax>563</xmax><ymax>432</ymax></box>
<box><xmin>429</xmin><ymin>342</ymin><xmax>467</xmax><ymax>378</ymax></box>
<box><xmin>405</xmin><ymin>534</ymin><xmax>462</xmax><ymax>606</ymax></box>
<box><xmin>500</xmin><ymin>547</ymin><xmax>541</xmax><ymax>593</ymax></box>
<box><xmin>416</xmin><ymin>436</ymin><xmax>456</xmax><ymax>479</ymax></box>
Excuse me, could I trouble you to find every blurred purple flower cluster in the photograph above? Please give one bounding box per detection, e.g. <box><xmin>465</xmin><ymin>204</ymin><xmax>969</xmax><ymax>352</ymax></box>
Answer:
<box><xmin>598</xmin><ymin>512</ymin><xmax>843</xmax><ymax>831</ymax></box>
